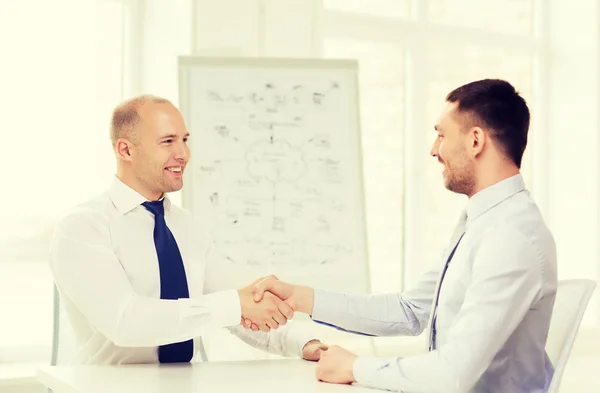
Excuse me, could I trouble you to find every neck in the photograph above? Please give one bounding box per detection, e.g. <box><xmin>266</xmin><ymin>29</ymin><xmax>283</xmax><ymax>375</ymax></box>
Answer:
<box><xmin>469</xmin><ymin>162</ymin><xmax>520</xmax><ymax>198</ymax></box>
<box><xmin>116</xmin><ymin>166</ymin><xmax>163</xmax><ymax>201</ymax></box>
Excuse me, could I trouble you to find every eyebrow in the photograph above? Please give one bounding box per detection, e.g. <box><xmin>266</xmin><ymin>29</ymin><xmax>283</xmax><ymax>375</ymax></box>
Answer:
<box><xmin>159</xmin><ymin>133</ymin><xmax>190</xmax><ymax>140</ymax></box>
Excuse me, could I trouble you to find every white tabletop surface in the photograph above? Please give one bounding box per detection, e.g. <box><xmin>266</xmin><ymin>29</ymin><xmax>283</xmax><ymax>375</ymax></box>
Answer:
<box><xmin>37</xmin><ymin>359</ymin><xmax>382</xmax><ymax>393</ymax></box>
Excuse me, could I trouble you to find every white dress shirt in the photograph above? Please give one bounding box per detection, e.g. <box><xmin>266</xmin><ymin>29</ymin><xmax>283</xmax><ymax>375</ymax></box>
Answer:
<box><xmin>311</xmin><ymin>174</ymin><xmax>557</xmax><ymax>393</ymax></box>
<box><xmin>49</xmin><ymin>177</ymin><xmax>317</xmax><ymax>365</ymax></box>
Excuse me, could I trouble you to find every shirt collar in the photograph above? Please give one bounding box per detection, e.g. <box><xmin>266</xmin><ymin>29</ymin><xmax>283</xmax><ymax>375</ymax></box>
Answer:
<box><xmin>108</xmin><ymin>176</ymin><xmax>172</xmax><ymax>215</ymax></box>
<box><xmin>466</xmin><ymin>173</ymin><xmax>526</xmax><ymax>226</ymax></box>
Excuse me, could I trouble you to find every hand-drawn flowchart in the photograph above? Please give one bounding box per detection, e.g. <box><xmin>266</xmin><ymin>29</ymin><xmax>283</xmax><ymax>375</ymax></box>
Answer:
<box><xmin>189</xmin><ymin>75</ymin><xmax>361</xmax><ymax>269</ymax></box>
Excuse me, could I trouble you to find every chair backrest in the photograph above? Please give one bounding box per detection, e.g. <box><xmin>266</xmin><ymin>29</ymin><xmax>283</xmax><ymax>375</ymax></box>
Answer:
<box><xmin>50</xmin><ymin>284</ymin><xmax>60</xmax><ymax>367</ymax></box>
<box><xmin>50</xmin><ymin>283</ymin><xmax>76</xmax><ymax>368</ymax></box>
<box><xmin>545</xmin><ymin>279</ymin><xmax>596</xmax><ymax>393</ymax></box>
<box><xmin>48</xmin><ymin>284</ymin><xmax>60</xmax><ymax>393</ymax></box>
<box><xmin>49</xmin><ymin>283</ymin><xmax>75</xmax><ymax>393</ymax></box>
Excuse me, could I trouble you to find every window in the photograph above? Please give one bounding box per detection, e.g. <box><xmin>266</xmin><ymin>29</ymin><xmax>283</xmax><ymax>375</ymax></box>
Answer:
<box><xmin>323</xmin><ymin>1</ymin><xmax>545</xmax><ymax>295</ymax></box>
<box><xmin>427</xmin><ymin>0</ymin><xmax>534</xmax><ymax>36</ymax></box>
<box><xmin>420</xmin><ymin>42</ymin><xmax>536</xmax><ymax>280</ymax></box>
<box><xmin>0</xmin><ymin>0</ymin><xmax>129</xmax><ymax>356</ymax></box>
<box><xmin>323</xmin><ymin>38</ymin><xmax>406</xmax><ymax>293</ymax></box>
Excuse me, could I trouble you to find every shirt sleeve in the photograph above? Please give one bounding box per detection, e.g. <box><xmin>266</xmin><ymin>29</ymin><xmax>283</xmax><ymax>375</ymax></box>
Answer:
<box><xmin>225</xmin><ymin>323</ymin><xmax>320</xmax><ymax>358</ymax></box>
<box><xmin>351</xmin><ymin>225</ymin><xmax>545</xmax><ymax>393</ymax></box>
<box><xmin>49</xmin><ymin>212</ymin><xmax>242</xmax><ymax>348</ymax></box>
<box><xmin>310</xmin><ymin>268</ymin><xmax>439</xmax><ymax>337</ymax></box>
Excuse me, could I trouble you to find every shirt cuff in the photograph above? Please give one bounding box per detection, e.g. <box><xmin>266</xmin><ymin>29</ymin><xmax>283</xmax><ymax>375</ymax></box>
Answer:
<box><xmin>293</xmin><ymin>332</ymin><xmax>322</xmax><ymax>358</ymax></box>
<box><xmin>178</xmin><ymin>290</ymin><xmax>241</xmax><ymax>329</ymax></box>
<box><xmin>353</xmin><ymin>356</ymin><xmax>391</xmax><ymax>389</ymax></box>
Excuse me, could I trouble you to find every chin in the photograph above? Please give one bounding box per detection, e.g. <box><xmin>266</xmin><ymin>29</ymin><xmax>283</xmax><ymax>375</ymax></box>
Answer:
<box><xmin>444</xmin><ymin>180</ymin><xmax>460</xmax><ymax>194</ymax></box>
<box><xmin>160</xmin><ymin>181</ymin><xmax>183</xmax><ymax>194</ymax></box>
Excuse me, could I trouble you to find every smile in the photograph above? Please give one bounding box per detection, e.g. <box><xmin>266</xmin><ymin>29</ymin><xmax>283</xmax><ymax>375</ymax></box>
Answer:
<box><xmin>165</xmin><ymin>167</ymin><xmax>183</xmax><ymax>173</ymax></box>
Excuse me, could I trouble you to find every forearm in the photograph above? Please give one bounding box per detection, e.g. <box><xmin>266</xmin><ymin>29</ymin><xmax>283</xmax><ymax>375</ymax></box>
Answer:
<box><xmin>227</xmin><ymin>320</ymin><xmax>318</xmax><ymax>358</ymax></box>
<box><xmin>310</xmin><ymin>289</ymin><xmax>428</xmax><ymax>336</ymax></box>
<box><xmin>56</xmin><ymin>275</ymin><xmax>242</xmax><ymax>348</ymax></box>
<box><xmin>109</xmin><ymin>290</ymin><xmax>241</xmax><ymax>347</ymax></box>
<box><xmin>353</xmin><ymin>351</ymin><xmax>460</xmax><ymax>393</ymax></box>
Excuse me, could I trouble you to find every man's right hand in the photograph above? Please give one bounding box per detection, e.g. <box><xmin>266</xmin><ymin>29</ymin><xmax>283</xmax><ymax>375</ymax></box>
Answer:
<box><xmin>238</xmin><ymin>277</ymin><xmax>294</xmax><ymax>332</ymax></box>
<box><xmin>252</xmin><ymin>278</ymin><xmax>315</xmax><ymax>315</ymax></box>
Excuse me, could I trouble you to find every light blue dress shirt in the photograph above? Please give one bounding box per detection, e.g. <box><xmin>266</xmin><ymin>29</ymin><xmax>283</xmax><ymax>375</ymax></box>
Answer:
<box><xmin>311</xmin><ymin>174</ymin><xmax>557</xmax><ymax>393</ymax></box>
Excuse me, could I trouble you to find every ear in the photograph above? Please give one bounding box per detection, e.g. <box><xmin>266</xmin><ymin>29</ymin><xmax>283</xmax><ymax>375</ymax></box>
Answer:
<box><xmin>468</xmin><ymin>127</ymin><xmax>486</xmax><ymax>157</ymax></box>
<box><xmin>116</xmin><ymin>139</ymin><xmax>134</xmax><ymax>162</ymax></box>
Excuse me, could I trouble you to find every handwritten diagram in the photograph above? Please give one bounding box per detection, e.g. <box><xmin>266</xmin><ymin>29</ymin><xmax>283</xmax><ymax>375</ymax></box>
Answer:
<box><xmin>188</xmin><ymin>73</ymin><xmax>363</xmax><ymax>270</ymax></box>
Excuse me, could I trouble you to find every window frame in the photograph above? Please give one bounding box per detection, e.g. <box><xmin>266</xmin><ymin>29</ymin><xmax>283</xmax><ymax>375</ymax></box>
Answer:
<box><xmin>0</xmin><ymin>0</ymin><xmax>136</xmax><ymax>361</ymax></box>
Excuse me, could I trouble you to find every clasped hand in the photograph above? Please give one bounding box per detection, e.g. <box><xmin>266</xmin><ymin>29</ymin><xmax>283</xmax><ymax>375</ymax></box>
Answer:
<box><xmin>239</xmin><ymin>275</ymin><xmax>309</xmax><ymax>332</ymax></box>
<box><xmin>239</xmin><ymin>276</ymin><xmax>354</xmax><ymax>377</ymax></box>
<box><xmin>237</xmin><ymin>275</ymin><xmax>294</xmax><ymax>332</ymax></box>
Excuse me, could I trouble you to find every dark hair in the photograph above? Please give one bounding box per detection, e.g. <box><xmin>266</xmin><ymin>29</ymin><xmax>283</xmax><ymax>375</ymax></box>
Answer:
<box><xmin>446</xmin><ymin>79</ymin><xmax>530</xmax><ymax>168</ymax></box>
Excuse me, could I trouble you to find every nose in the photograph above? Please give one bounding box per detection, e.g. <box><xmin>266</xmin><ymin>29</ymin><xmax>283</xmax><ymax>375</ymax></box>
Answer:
<box><xmin>430</xmin><ymin>140</ymin><xmax>438</xmax><ymax>158</ymax></box>
<box><xmin>174</xmin><ymin>141</ymin><xmax>190</xmax><ymax>162</ymax></box>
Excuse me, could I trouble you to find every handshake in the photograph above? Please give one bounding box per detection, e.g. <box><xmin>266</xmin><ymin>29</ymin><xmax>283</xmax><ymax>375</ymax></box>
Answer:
<box><xmin>237</xmin><ymin>275</ymin><xmax>313</xmax><ymax>333</ymax></box>
<box><xmin>237</xmin><ymin>275</ymin><xmax>359</xmax><ymax>384</ymax></box>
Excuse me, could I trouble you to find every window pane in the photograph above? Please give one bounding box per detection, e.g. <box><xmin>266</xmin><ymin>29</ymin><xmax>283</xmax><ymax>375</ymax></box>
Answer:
<box><xmin>428</xmin><ymin>0</ymin><xmax>534</xmax><ymax>36</ymax></box>
<box><xmin>0</xmin><ymin>0</ymin><xmax>124</xmax><ymax>350</ymax></box>
<box><xmin>324</xmin><ymin>0</ymin><xmax>411</xmax><ymax>19</ymax></box>
<box><xmin>324</xmin><ymin>38</ymin><xmax>405</xmax><ymax>292</ymax></box>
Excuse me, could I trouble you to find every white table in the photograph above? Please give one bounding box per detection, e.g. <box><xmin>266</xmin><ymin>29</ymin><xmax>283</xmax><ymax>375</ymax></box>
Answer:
<box><xmin>37</xmin><ymin>359</ymin><xmax>382</xmax><ymax>393</ymax></box>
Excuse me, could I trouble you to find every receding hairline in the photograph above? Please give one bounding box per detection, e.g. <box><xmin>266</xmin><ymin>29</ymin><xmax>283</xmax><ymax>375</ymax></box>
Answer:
<box><xmin>110</xmin><ymin>94</ymin><xmax>173</xmax><ymax>148</ymax></box>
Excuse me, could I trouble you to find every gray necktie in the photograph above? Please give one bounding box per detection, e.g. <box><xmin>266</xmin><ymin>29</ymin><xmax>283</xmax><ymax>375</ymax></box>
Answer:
<box><xmin>428</xmin><ymin>211</ymin><xmax>467</xmax><ymax>351</ymax></box>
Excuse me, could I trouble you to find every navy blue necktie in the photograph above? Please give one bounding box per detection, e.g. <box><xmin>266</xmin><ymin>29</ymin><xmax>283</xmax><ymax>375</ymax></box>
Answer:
<box><xmin>143</xmin><ymin>199</ymin><xmax>194</xmax><ymax>363</ymax></box>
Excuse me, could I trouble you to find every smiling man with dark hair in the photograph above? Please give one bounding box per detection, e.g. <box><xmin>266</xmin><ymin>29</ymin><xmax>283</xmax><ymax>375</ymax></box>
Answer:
<box><xmin>251</xmin><ymin>79</ymin><xmax>557</xmax><ymax>393</ymax></box>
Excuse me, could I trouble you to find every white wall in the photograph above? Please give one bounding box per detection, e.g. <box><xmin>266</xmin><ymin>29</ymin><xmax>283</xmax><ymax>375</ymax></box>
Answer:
<box><xmin>544</xmin><ymin>0</ymin><xmax>599</xmax><ymax>321</ymax></box>
<box><xmin>136</xmin><ymin>0</ymin><xmax>193</xmax><ymax>100</ymax></box>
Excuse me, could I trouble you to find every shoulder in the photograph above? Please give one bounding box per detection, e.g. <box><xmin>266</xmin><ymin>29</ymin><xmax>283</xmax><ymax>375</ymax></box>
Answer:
<box><xmin>53</xmin><ymin>192</ymin><xmax>114</xmax><ymax>238</ymax></box>
<box><xmin>470</xmin><ymin>201</ymin><xmax>556</xmax><ymax>283</ymax></box>
<box><xmin>476</xmin><ymin>223</ymin><xmax>539</xmax><ymax>256</ymax></box>
<box><xmin>496</xmin><ymin>193</ymin><xmax>554</xmax><ymax>260</ymax></box>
